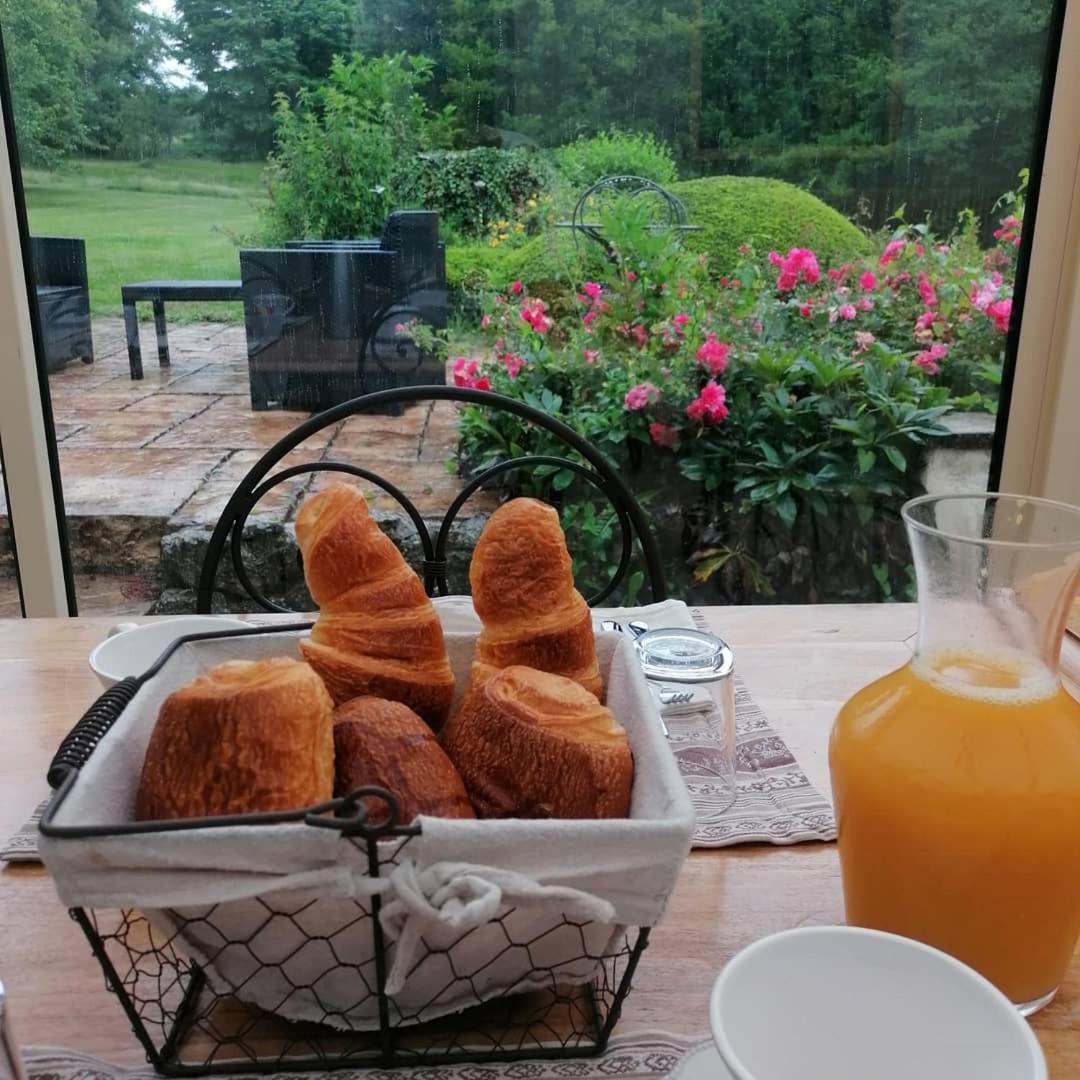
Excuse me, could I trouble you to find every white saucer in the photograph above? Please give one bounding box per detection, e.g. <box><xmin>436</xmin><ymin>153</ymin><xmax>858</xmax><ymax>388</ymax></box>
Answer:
<box><xmin>667</xmin><ymin>1041</ymin><xmax>734</xmax><ymax>1080</ymax></box>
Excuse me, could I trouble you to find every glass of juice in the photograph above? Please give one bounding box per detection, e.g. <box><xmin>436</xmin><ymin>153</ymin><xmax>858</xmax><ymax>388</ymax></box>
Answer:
<box><xmin>830</xmin><ymin>493</ymin><xmax>1080</xmax><ymax>1015</ymax></box>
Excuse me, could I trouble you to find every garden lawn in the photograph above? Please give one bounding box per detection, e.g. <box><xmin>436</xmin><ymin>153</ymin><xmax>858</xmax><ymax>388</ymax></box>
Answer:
<box><xmin>23</xmin><ymin>158</ymin><xmax>266</xmax><ymax>322</ymax></box>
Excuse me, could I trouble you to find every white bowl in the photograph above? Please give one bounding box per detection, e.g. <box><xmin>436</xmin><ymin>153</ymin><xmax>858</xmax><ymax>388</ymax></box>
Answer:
<box><xmin>89</xmin><ymin>616</ymin><xmax>251</xmax><ymax>688</ymax></box>
<box><xmin>709</xmin><ymin>926</ymin><xmax>1046</xmax><ymax>1080</ymax></box>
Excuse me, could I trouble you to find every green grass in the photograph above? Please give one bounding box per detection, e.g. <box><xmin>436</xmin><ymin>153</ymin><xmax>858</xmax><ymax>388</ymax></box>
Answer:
<box><xmin>23</xmin><ymin>157</ymin><xmax>266</xmax><ymax>321</ymax></box>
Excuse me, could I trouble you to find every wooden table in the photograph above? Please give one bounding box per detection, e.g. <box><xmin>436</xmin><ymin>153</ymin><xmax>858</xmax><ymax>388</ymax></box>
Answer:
<box><xmin>1</xmin><ymin>607</ymin><xmax>1078</xmax><ymax>1073</ymax></box>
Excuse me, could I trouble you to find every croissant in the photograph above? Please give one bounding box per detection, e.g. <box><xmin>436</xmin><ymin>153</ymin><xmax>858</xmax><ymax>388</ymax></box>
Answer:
<box><xmin>441</xmin><ymin>665</ymin><xmax>632</xmax><ymax>819</ymax></box>
<box><xmin>136</xmin><ymin>657</ymin><xmax>333</xmax><ymax>821</ymax></box>
<box><xmin>296</xmin><ymin>482</ymin><xmax>454</xmax><ymax>728</ymax></box>
<box><xmin>333</xmin><ymin>697</ymin><xmax>475</xmax><ymax>825</ymax></box>
<box><xmin>470</xmin><ymin>498</ymin><xmax>602</xmax><ymax>698</ymax></box>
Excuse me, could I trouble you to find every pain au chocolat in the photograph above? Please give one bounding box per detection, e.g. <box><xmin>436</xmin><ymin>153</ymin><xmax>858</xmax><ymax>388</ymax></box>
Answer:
<box><xmin>441</xmin><ymin>664</ymin><xmax>633</xmax><ymax>819</ymax></box>
<box><xmin>296</xmin><ymin>482</ymin><xmax>455</xmax><ymax>728</ymax></box>
<box><xmin>333</xmin><ymin>696</ymin><xmax>474</xmax><ymax>825</ymax></box>
<box><xmin>135</xmin><ymin>657</ymin><xmax>333</xmax><ymax>821</ymax></box>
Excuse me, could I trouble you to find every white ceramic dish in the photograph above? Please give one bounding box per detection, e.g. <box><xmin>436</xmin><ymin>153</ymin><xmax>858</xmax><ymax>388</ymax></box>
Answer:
<box><xmin>709</xmin><ymin>926</ymin><xmax>1046</xmax><ymax>1080</ymax></box>
<box><xmin>667</xmin><ymin>1041</ymin><xmax>735</xmax><ymax>1080</ymax></box>
<box><xmin>88</xmin><ymin>616</ymin><xmax>251</xmax><ymax>688</ymax></box>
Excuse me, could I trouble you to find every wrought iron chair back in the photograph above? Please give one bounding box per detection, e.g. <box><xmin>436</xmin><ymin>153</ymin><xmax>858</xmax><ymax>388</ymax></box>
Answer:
<box><xmin>570</xmin><ymin>174</ymin><xmax>690</xmax><ymax>256</ymax></box>
<box><xmin>196</xmin><ymin>385</ymin><xmax>667</xmax><ymax>613</ymax></box>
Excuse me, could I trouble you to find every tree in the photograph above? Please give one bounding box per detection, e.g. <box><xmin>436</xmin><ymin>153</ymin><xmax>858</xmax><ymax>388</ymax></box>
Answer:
<box><xmin>83</xmin><ymin>0</ymin><xmax>173</xmax><ymax>158</ymax></box>
<box><xmin>174</xmin><ymin>0</ymin><xmax>357</xmax><ymax>158</ymax></box>
<box><xmin>0</xmin><ymin>0</ymin><xmax>94</xmax><ymax>166</ymax></box>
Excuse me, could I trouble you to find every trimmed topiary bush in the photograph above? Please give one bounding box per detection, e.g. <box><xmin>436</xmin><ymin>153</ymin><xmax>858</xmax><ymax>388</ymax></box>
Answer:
<box><xmin>670</xmin><ymin>176</ymin><xmax>870</xmax><ymax>273</ymax></box>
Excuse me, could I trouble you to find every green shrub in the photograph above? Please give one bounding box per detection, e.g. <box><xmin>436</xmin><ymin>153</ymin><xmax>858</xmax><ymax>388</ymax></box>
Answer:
<box><xmin>404</xmin><ymin>148</ymin><xmax>549</xmax><ymax>238</ymax></box>
<box><xmin>671</xmin><ymin>176</ymin><xmax>870</xmax><ymax>274</ymax></box>
<box><xmin>554</xmin><ymin>129</ymin><xmax>678</xmax><ymax>190</ymax></box>
<box><xmin>262</xmin><ymin>53</ymin><xmax>456</xmax><ymax>242</ymax></box>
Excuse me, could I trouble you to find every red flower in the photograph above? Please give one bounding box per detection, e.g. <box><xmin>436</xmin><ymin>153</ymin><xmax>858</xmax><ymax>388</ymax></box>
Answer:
<box><xmin>519</xmin><ymin>299</ymin><xmax>553</xmax><ymax>334</ymax></box>
<box><xmin>799</xmin><ymin>303</ymin><xmax>813</xmax><ymax>318</ymax></box>
<box><xmin>986</xmin><ymin>298</ymin><xmax>1012</xmax><ymax>333</ymax></box>
<box><xmin>859</xmin><ymin>271</ymin><xmax>877</xmax><ymax>291</ymax></box>
<box><xmin>631</xmin><ymin>323</ymin><xmax>649</xmax><ymax>349</ymax></box>
<box><xmin>452</xmin><ymin>357</ymin><xmax>490</xmax><ymax>390</ymax></box>
<box><xmin>769</xmin><ymin>247</ymin><xmax>821</xmax><ymax>291</ymax></box>
<box><xmin>686</xmin><ymin>379</ymin><xmax>728</xmax><ymax>424</ymax></box>
<box><xmin>917</xmin><ymin>272</ymin><xmax>937</xmax><ymax>309</ymax></box>
<box><xmin>649</xmin><ymin>422</ymin><xmax>678</xmax><ymax>448</ymax></box>
<box><xmin>509</xmin><ymin>280</ymin><xmax>523</xmax><ymax>295</ymax></box>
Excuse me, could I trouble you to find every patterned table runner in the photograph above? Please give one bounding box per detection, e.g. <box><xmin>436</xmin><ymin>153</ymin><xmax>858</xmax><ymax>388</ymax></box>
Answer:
<box><xmin>20</xmin><ymin>1033</ymin><xmax>706</xmax><ymax>1080</ymax></box>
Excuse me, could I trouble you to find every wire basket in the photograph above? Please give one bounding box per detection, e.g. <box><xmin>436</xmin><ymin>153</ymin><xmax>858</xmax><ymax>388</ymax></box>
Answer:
<box><xmin>67</xmin><ymin>835</ymin><xmax>649</xmax><ymax>1075</ymax></box>
<box><xmin>40</xmin><ymin>624</ymin><xmax>655</xmax><ymax>1076</ymax></box>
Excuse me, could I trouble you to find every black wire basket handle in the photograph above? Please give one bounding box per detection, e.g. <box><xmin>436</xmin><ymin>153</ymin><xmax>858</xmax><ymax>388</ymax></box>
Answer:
<box><xmin>47</xmin><ymin>677</ymin><xmax>141</xmax><ymax>790</ymax></box>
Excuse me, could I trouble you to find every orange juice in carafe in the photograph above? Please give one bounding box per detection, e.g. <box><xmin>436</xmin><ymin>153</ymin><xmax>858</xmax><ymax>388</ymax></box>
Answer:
<box><xmin>830</xmin><ymin>492</ymin><xmax>1080</xmax><ymax>1014</ymax></box>
<box><xmin>830</xmin><ymin>647</ymin><xmax>1080</xmax><ymax>1008</ymax></box>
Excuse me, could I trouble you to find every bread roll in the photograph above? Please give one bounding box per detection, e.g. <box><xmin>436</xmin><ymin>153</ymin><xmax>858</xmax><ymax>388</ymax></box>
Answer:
<box><xmin>441</xmin><ymin>665</ymin><xmax>633</xmax><ymax>819</ymax></box>
<box><xmin>296</xmin><ymin>482</ymin><xmax>454</xmax><ymax>728</ymax></box>
<box><xmin>470</xmin><ymin>498</ymin><xmax>602</xmax><ymax>698</ymax></box>
<box><xmin>135</xmin><ymin>657</ymin><xmax>333</xmax><ymax>821</ymax></box>
<box><xmin>333</xmin><ymin>697</ymin><xmax>475</xmax><ymax>825</ymax></box>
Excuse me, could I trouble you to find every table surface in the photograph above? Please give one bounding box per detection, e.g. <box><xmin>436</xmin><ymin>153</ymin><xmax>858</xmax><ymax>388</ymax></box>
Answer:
<box><xmin>1</xmin><ymin>606</ymin><xmax>1078</xmax><ymax>1073</ymax></box>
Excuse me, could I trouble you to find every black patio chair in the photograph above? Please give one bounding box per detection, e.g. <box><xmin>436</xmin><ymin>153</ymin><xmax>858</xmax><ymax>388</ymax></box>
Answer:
<box><xmin>195</xmin><ymin>385</ymin><xmax>666</xmax><ymax>612</ymax></box>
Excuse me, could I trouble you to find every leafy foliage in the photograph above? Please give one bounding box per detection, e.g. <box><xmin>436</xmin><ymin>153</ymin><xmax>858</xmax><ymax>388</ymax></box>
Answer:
<box><xmin>174</xmin><ymin>0</ymin><xmax>356</xmax><ymax>158</ymax></box>
<box><xmin>554</xmin><ymin>129</ymin><xmax>679</xmax><ymax>189</ymax></box>
<box><xmin>403</xmin><ymin>148</ymin><xmax>549</xmax><ymax>239</ymax></box>
<box><xmin>262</xmin><ymin>53</ymin><xmax>457</xmax><ymax>242</ymax></box>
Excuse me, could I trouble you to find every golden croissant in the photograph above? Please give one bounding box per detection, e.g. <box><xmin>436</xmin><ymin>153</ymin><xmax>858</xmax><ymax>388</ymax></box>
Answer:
<box><xmin>296</xmin><ymin>482</ymin><xmax>454</xmax><ymax>728</ymax></box>
<box><xmin>470</xmin><ymin>497</ymin><xmax>602</xmax><ymax>697</ymax></box>
<box><xmin>441</xmin><ymin>665</ymin><xmax>633</xmax><ymax>819</ymax></box>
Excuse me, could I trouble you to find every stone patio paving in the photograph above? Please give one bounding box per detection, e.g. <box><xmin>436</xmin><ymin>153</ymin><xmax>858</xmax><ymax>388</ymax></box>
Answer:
<box><xmin>0</xmin><ymin>317</ymin><xmax>469</xmax><ymax>617</ymax></box>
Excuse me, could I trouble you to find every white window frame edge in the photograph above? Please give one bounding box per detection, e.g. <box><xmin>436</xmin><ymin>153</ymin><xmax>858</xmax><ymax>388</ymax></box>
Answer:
<box><xmin>0</xmin><ymin>97</ymin><xmax>71</xmax><ymax>617</ymax></box>
<box><xmin>999</xmin><ymin>0</ymin><xmax>1080</xmax><ymax>502</ymax></box>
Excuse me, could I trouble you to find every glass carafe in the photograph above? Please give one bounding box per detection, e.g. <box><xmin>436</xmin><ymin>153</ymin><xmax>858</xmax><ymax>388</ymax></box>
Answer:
<box><xmin>830</xmin><ymin>493</ymin><xmax>1080</xmax><ymax>1014</ymax></box>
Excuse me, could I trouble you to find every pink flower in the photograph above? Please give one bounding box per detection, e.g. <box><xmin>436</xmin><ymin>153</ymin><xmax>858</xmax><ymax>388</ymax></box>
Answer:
<box><xmin>673</xmin><ymin>312</ymin><xmax>690</xmax><ymax>328</ymax></box>
<box><xmin>856</xmin><ymin>297</ymin><xmax>874</xmax><ymax>312</ymax></box>
<box><xmin>879</xmin><ymin>239</ymin><xmax>906</xmax><ymax>266</ymax></box>
<box><xmin>509</xmin><ymin>280</ymin><xmax>523</xmax><ymax>295</ymax></box>
<box><xmin>649</xmin><ymin>422</ymin><xmax>678</xmax><ymax>449</ymax></box>
<box><xmin>582</xmin><ymin>310</ymin><xmax>598</xmax><ymax>328</ymax></box>
<box><xmin>993</xmin><ymin>215</ymin><xmax>1023</xmax><ymax>247</ymax></box>
<box><xmin>452</xmin><ymin>357</ymin><xmax>491</xmax><ymax>390</ymax></box>
<box><xmin>480</xmin><ymin>314</ymin><xmax>491</xmax><ymax>330</ymax></box>
<box><xmin>838</xmin><ymin>304</ymin><xmax>857</xmax><ymax>321</ymax></box>
<box><xmin>738</xmin><ymin>243</ymin><xmax>751</xmax><ymax>256</ymax></box>
<box><xmin>624</xmin><ymin>382</ymin><xmax>660</xmax><ymax>411</ymax></box>
<box><xmin>686</xmin><ymin>379</ymin><xmax>728</xmax><ymax>424</ymax></box>
<box><xmin>859</xmin><ymin>271</ymin><xmax>877</xmax><ymax>291</ymax></box>
<box><xmin>799</xmin><ymin>303</ymin><xmax>813</xmax><ymax>318</ymax></box>
<box><xmin>853</xmin><ymin>331</ymin><xmax>876</xmax><ymax>354</ymax></box>
<box><xmin>583</xmin><ymin>281</ymin><xmax>602</xmax><ymax>300</ymax></box>
<box><xmin>519</xmin><ymin>299</ymin><xmax>553</xmax><ymax>334</ymax></box>
<box><xmin>695</xmin><ymin>334</ymin><xmax>730</xmax><ymax>375</ymax></box>
<box><xmin>915</xmin><ymin>310</ymin><xmax>941</xmax><ymax>332</ymax></box>
<box><xmin>986</xmin><ymin>298</ymin><xmax>1012</xmax><ymax>333</ymax></box>
<box><xmin>394</xmin><ymin>322</ymin><xmax>406</xmax><ymax>334</ymax></box>
<box><xmin>917</xmin><ymin>272</ymin><xmax>937</xmax><ymax>308</ymax></box>
<box><xmin>500</xmin><ymin>352</ymin><xmax>525</xmax><ymax>379</ymax></box>
<box><xmin>583</xmin><ymin>349</ymin><xmax>599</xmax><ymax>364</ymax></box>
<box><xmin>631</xmin><ymin>323</ymin><xmax>649</xmax><ymax>349</ymax></box>
<box><xmin>913</xmin><ymin>342</ymin><xmax>948</xmax><ymax>376</ymax></box>
<box><xmin>626</xmin><ymin>270</ymin><xmax>637</xmax><ymax>282</ymax></box>
<box><xmin>769</xmin><ymin>247</ymin><xmax>821</xmax><ymax>291</ymax></box>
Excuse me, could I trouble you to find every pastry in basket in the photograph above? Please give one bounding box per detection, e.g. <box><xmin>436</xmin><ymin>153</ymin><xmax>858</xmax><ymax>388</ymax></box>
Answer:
<box><xmin>441</xmin><ymin>664</ymin><xmax>632</xmax><ymax>819</ymax></box>
<box><xmin>135</xmin><ymin>657</ymin><xmax>333</xmax><ymax>821</ymax></box>
<box><xmin>470</xmin><ymin>497</ymin><xmax>602</xmax><ymax>698</ymax></box>
<box><xmin>296</xmin><ymin>482</ymin><xmax>455</xmax><ymax>728</ymax></box>
<box><xmin>334</xmin><ymin>697</ymin><xmax>475</xmax><ymax>825</ymax></box>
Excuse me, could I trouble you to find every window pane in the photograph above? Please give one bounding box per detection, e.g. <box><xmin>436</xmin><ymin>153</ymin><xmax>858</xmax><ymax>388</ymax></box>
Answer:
<box><xmin>0</xmin><ymin>0</ymin><xmax>1059</xmax><ymax>611</ymax></box>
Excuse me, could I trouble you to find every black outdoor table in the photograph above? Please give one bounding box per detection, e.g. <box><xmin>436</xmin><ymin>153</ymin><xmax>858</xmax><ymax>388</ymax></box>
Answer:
<box><xmin>122</xmin><ymin>280</ymin><xmax>242</xmax><ymax>379</ymax></box>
